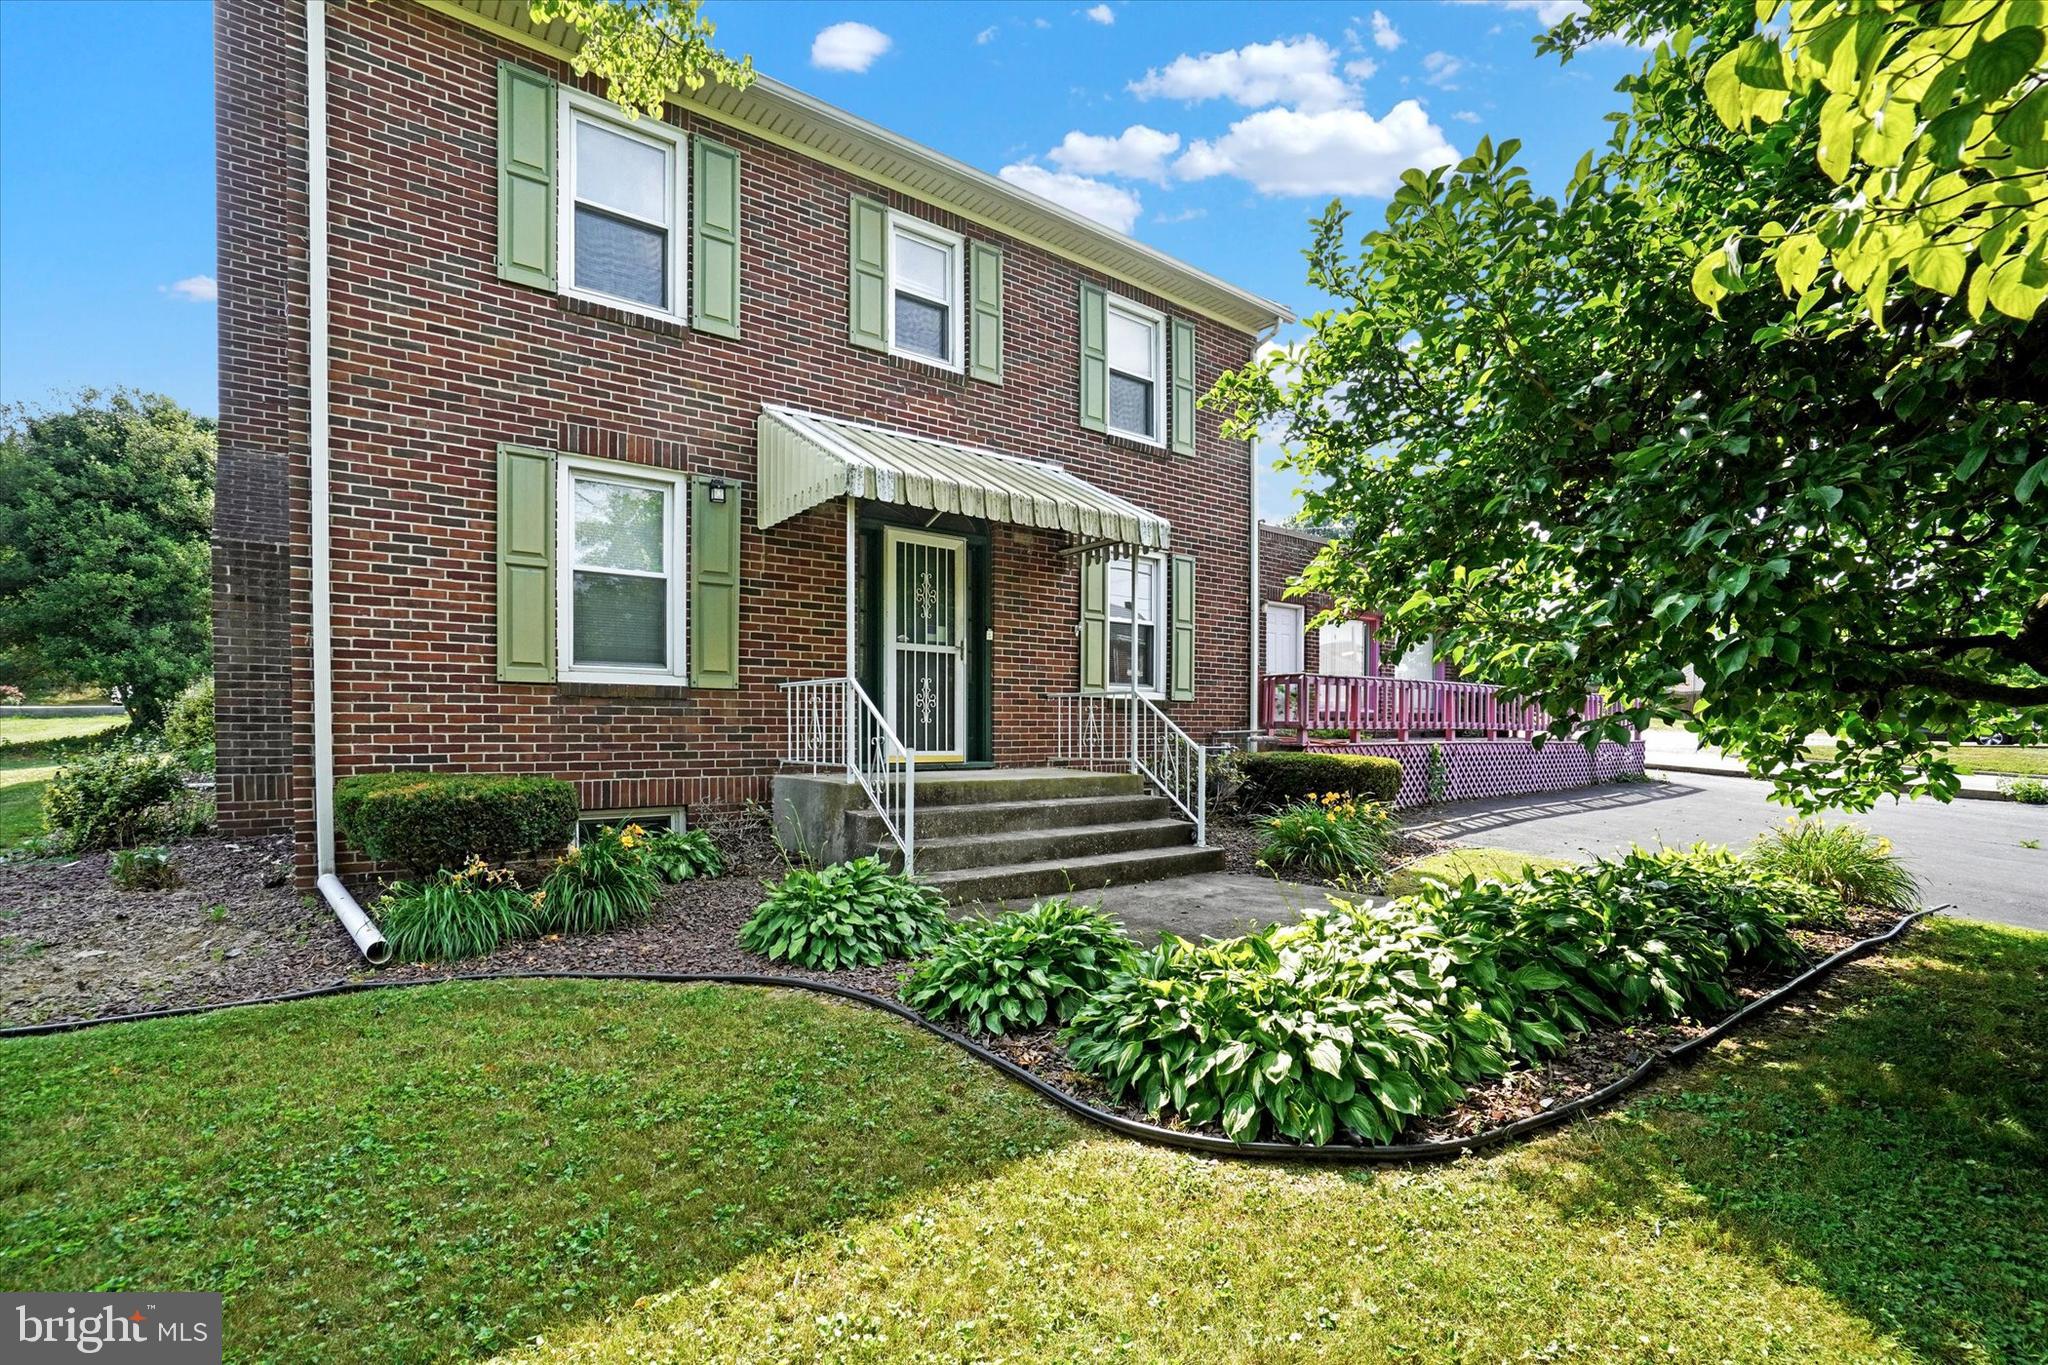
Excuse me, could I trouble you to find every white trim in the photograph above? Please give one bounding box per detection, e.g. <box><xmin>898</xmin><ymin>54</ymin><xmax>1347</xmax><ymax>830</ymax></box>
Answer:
<box><xmin>882</xmin><ymin>525</ymin><xmax>970</xmax><ymax>761</ymax></box>
<box><xmin>1107</xmin><ymin>550</ymin><xmax>1167</xmax><ymax>699</ymax></box>
<box><xmin>557</xmin><ymin>86</ymin><xmax>689</xmax><ymax>324</ymax></box>
<box><xmin>555</xmin><ymin>454</ymin><xmax>690</xmax><ymax>685</ymax></box>
<box><xmin>1263</xmin><ymin>600</ymin><xmax>1305</xmax><ymax>676</ymax></box>
<box><xmin>1104</xmin><ymin>293</ymin><xmax>1166</xmax><ymax>447</ymax></box>
<box><xmin>883</xmin><ymin>210</ymin><xmax>965</xmax><ymax>373</ymax></box>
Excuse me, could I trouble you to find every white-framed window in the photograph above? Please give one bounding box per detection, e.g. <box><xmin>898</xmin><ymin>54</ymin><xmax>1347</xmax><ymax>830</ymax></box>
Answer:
<box><xmin>886</xmin><ymin>211</ymin><xmax>964</xmax><ymax>370</ymax></box>
<box><xmin>1393</xmin><ymin>636</ymin><xmax>1438</xmax><ymax>681</ymax></box>
<box><xmin>1318</xmin><ymin>619</ymin><xmax>1368</xmax><ymax>677</ymax></box>
<box><xmin>558</xmin><ymin>87</ymin><xmax>687</xmax><ymax>321</ymax></box>
<box><xmin>575</xmin><ymin>809</ymin><xmax>683</xmax><ymax>845</ymax></box>
<box><xmin>557</xmin><ymin>456</ymin><xmax>688</xmax><ymax>684</ymax></box>
<box><xmin>1264</xmin><ymin>602</ymin><xmax>1304</xmax><ymax>675</ymax></box>
<box><xmin>1108</xmin><ymin>552</ymin><xmax>1167</xmax><ymax>695</ymax></box>
<box><xmin>1106</xmin><ymin>295</ymin><xmax>1166</xmax><ymax>444</ymax></box>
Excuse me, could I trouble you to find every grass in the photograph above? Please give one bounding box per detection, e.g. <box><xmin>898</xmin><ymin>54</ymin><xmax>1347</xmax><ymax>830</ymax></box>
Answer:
<box><xmin>1382</xmin><ymin>845</ymin><xmax>1574</xmax><ymax>898</ymax></box>
<box><xmin>0</xmin><ymin>712</ymin><xmax>127</xmax><ymax>749</ymax></box>
<box><xmin>0</xmin><ymin>759</ymin><xmax>58</xmax><ymax>848</ymax></box>
<box><xmin>2</xmin><ymin>920</ymin><xmax>2043</xmax><ymax>1362</ymax></box>
<box><xmin>0</xmin><ymin>714</ymin><xmax>128</xmax><ymax>848</ymax></box>
<box><xmin>1800</xmin><ymin>744</ymin><xmax>2048</xmax><ymax>778</ymax></box>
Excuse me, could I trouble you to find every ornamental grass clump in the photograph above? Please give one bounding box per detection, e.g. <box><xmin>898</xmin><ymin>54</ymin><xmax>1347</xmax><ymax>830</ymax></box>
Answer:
<box><xmin>1257</xmin><ymin>793</ymin><xmax>1396</xmax><ymax>881</ymax></box>
<box><xmin>1745</xmin><ymin>818</ymin><xmax>1920</xmax><ymax>914</ymax></box>
<box><xmin>740</xmin><ymin>856</ymin><xmax>948</xmax><ymax>970</ymax></box>
<box><xmin>639</xmin><ymin>827</ymin><xmax>725</xmax><ymax>881</ymax></box>
<box><xmin>378</xmin><ymin>856</ymin><xmax>537</xmax><ymax>961</ymax></box>
<box><xmin>535</xmin><ymin>823</ymin><xmax>660</xmax><ymax>936</ymax></box>
<box><xmin>903</xmin><ymin>898</ymin><xmax>1134</xmax><ymax>1035</ymax></box>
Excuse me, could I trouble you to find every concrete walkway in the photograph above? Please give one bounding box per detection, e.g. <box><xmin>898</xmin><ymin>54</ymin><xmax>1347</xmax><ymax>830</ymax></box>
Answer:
<box><xmin>1005</xmin><ymin>871</ymin><xmax>1340</xmax><ymax>944</ymax></box>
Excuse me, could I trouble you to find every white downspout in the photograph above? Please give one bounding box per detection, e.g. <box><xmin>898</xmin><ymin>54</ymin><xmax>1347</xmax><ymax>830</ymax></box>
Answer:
<box><xmin>1247</xmin><ymin>318</ymin><xmax>1280</xmax><ymax>736</ymax></box>
<box><xmin>306</xmin><ymin>0</ymin><xmax>389</xmax><ymax>965</ymax></box>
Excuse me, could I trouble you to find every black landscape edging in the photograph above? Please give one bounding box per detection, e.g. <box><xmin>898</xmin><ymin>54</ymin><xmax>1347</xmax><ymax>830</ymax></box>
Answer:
<box><xmin>0</xmin><ymin>907</ymin><xmax>1942</xmax><ymax>1163</ymax></box>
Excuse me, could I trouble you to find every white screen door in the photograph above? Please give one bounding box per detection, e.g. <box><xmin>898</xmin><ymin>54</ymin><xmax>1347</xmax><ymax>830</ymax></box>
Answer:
<box><xmin>883</xmin><ymin>527</ymin><xmax>968</xmax><ymax>761</ymax></box>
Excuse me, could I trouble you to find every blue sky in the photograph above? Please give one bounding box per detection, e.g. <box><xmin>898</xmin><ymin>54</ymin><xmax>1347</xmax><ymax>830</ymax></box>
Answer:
<box><xmin>0</xmin><ymin>0</ymin><xmax>1649</xmax><ymax>514</ymax></box>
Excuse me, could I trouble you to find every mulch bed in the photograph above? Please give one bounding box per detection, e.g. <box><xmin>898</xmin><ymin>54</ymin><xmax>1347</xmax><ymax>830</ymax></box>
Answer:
<box><xmin>1</xmin><ymin>827</ymin><xmax>1911</xmax><ymax>1154</ymax></box>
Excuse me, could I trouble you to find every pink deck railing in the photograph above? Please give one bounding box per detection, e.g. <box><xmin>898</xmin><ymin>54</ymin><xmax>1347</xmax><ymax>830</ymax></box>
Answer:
<box><xmin>1259</xmin><ymin>673</ymin><xmax>1620</xmax><ymax>743</ymax></box>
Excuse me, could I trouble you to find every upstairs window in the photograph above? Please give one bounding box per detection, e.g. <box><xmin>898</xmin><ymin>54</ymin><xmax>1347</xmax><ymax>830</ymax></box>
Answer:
<box><xmin>886</xmin><ymin>213</ymin><xmax>964</xmax><ymax>369</ymax></box>
<box><xmin>559</xmin><ymin>459</ymin><xmax>687</xmax><ymax>683</ymax></box>
<box><xmin>560</xmin><ymin>90</ymin><xmax>686</xmax><ymax>319</ymax></box>
<box><xmin>1106</xmin><ymin>296</ymin><xmax>1165</xmax><ymax>443</ymax></box>
<box><xmin>1108</xmin><ymin>553</ymin><xmax>1165</xmax><ymax>693</ymax></box>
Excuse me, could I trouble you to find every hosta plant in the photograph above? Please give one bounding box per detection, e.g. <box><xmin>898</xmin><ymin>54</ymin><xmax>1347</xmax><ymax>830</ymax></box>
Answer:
<box><xmin>1257</xmin><ymin>793</ymin><xmax>1395</xmax><ymax>881</ymax></box>
<box><xmin>639</xmin><ymin>827</ymin><xmax>725</xmax><ymax>881</ymax></box>
<box><xmin>903</xmin><ymin>898</ymin><xmax>1134</xmax><ymax>1036</ymax></box>
<box><xmin>535</xmin><ymin>823</ymin><xmax>659</xmax><ymax>936</ymax></box>
<box><xmin>1745</xmin><ymin>819</ymin><xmax>1920</xmax><ymax>914</ymax></box>
<box><xmin>378</xmin><ymin>857</ymin><xmax>537</xmax><ymax>961</ymax></box>
<box><xmin>110</xmin><ymin>845</ymin><xmax>179</xmax><ymax>892</ymax></box>
<box><xmin>740</xmin><ymin>856</ymin><xmax>948</xmax><ymax>970</ymax></box>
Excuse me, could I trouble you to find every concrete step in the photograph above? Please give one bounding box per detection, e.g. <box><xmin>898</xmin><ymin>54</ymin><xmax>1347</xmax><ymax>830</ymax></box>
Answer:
<box><xmin>901</xmin><ymin>768</ymin><xmax>1147</xmax><ymax>808</ymax></box>
<box><xmin>885</xmin><ymin>818</ymin><xmax>1195</xmax><ymax>874</ymax></box>
<box><xmin>925</xmin><ymin>844</ymin><xmax>1226</xmax><ymax>904</ymax></box>
<box><xmin>846</xmin><ymin>793</ymin><xmax>1177</xmax><ymax>844</ymax></box>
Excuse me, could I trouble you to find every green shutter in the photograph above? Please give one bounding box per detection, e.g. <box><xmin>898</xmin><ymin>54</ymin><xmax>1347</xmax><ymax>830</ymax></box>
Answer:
<box><xmin>1079</xmin><ymin>553</ymin><xmax>1108</xmax><ymax>694</ymax></box>
<box><xmin>496</xmin><ymin>62</ymin><xmax>556</xmax><ymax>291</ymax></box>
<box><xmin>848</xmin><ymin>194</ymin><xmax>888</xmax><ymax>351</ymax></box>
<box><xmin>692</xmin><ymin>136</ymin><xmax>742</xmax><ymax>338</ymax></box>
<box><xmin>969</xmin><ymin>241</ymin><xmax>1004</xmax><ymax>383</ymax></box>
<box><xmin>1078</xmin><ymin>283</ymin><xmax>1108</xmax><ymax>432</ymax></box>
<box><xmin>1169</xmin><ymin>554</ymin><xmax>1196</xmax><ymax>701</ymax></box>
<box><xmin>690</xmin><ymin>477</ymin><xmax>742</xmax><ymax>689</ymax></box>
<box><xmin>496</xmin><ymin>445</ymin><xmax>555</xmax><ymax>682</ymax></box>
<box><xmin>1169</xmin><ymin>318</ymin><xmax>1197</xmax><ymax>456</ymax></box>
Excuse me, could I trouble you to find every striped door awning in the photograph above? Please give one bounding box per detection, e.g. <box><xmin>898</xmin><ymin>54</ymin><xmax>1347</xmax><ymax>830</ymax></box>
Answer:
<box><xmin>755</xmin><ymin>404</ymin><xmax>1171</xmax><ymax>550</ymax></box>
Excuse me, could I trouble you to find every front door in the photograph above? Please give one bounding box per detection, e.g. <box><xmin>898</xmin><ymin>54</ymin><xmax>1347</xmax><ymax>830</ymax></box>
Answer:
<box><xmin>883</xmin><ymin>527</ymin><xmax>968</xmax><ymax>761</ymax></box>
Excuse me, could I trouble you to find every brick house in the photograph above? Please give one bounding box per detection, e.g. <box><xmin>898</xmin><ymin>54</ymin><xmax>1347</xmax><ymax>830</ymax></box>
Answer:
<box><xmin>214</xmin><ymin>0</ymin><xmax>1292</xmax><ymax>906</ymax></box>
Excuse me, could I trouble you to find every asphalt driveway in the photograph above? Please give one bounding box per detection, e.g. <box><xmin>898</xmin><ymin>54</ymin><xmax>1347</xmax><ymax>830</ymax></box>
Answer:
<box><xmin>1406</xmin><ymin>771</ymin><xmax>2048</xmax><ymax>933</ymax></box>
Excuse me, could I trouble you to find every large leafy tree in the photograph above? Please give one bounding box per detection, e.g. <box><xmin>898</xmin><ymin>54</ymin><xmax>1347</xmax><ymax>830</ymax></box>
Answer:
<box><xmin>527</xmin><ymin>0</ymin><xmax>753</xmax><ymax>117</ymax></box>
<box><xmin>1214</xmin><ymin>0</ymin><xmax>2046</xmax><ymax>809</ymax></box>
<box><xmin>0</xmin><ymin>394</ymin><xmax>215</xmax><ymax>729</ymax></box>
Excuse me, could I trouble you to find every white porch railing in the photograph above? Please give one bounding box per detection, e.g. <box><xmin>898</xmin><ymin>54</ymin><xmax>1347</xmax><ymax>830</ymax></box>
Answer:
<box><xmin>1052</xmin><ymin>692</ymin><xmax>1207</xmax><ymax>847</ymax></box>
<box><xmin>780</xmin><ymin>677</ymin><xmax>917</xmax><ymax>876</ymax></box>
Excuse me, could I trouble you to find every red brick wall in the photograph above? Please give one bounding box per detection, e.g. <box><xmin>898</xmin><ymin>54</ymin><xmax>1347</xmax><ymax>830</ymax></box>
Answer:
<box><xmin>216</xmin><ymin>0</ymin><xmax>1261</xmax><ymax>875</ymax></box>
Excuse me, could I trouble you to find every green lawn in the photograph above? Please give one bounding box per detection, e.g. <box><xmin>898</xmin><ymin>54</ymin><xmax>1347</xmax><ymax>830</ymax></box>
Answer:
<box><xmin>2</xmin><ymin>920</ymin><xmax>2042</xmax><ymax>1362</ymax></box>
<box><xmin>0</xmin><ymin>712</ymin><xmax>126</xmax><ymax>749</ymax></box>
<box><xmin>1794</xmin><ymin>744</ymin><xmax>2048</xmax><ymax>777</ymax></box>
<box><xmin>0</xmin><ymin>714</ymin><xmax>126</xmax><ymax>847</ymax></box>
<box><xmin>1383</xmin><ymin>846</ymin><xmax>1574</xmax><ymax>897</ymax></box>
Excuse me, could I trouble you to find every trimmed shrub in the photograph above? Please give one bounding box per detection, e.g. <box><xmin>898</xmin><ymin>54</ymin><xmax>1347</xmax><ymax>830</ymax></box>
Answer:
<box><xmin>1241</xmin><ymin>751</ymin><xmax>1402</xmax><ymax>808</ymax></box>
<box><xmin>640</xmin><ymin>827</ymin><xmax>725</xmax><ymax>881</ymax></box>
<box><xmin>740</xmin><ymin>856</ymin><xmax>949</xmax><ymax>970</ymax></box>
<box><xmin>162</xmin><ymin>677</ymin><xmax>214</xmax><ymax>761</ymax></box>
<box><xmin>110</xmin><ymin>845</ymin><xmax>179</xmax><ymax>891</ymax></box>
<box><xmin>334</xmin><ymin>771</ymin><xmax>577</xmax><ymax>872</ymax></box>
<box><xmin>1745</xmin><ymin>819</ymin><xmax>1919</xmax><ymax>913</ymax></box>
<box><xmin>1257</xmin><ymin>793</ymin><xmax>1396</xmax><ymax>881</ymax></box>
<box><xmin>378</xmin><ymin>857</ymin><xmax>538</xmax><ymax>961</ymax></box>
<box><xmin>535</xmin><ymin>824</ymin><xmax>659</xmax><ymax>936</ymax></box>
<box><xmin>43</xmin><ymin>740</ymin><xmax>188</xmax><ymax>852</ymax></box>
<box><xmin>903</xmin><ymin>898</ymin><xmax>1134</xmax><ymax>1035</ymax></box>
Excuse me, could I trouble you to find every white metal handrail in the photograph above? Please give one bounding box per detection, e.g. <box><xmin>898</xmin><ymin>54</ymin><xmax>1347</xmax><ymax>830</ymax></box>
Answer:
<box><xmin>1051</xmin><ymin>692</ymin><xmax>1206</xmax><ymax>847</ymax></box>
<box><xmin>780</xmin><ymin>677</ymin><xmax>917</xmax><ymax>876</ymax></box>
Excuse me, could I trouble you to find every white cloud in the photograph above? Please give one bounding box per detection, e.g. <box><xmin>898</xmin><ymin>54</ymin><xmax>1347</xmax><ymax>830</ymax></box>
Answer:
<box><xmin>811</xmin><ymin>21</ymin><xmax>891</xmax><ymax>73</ymax></box>
<box><xmin>1493</xmin><ymin>0</ymin><xmax>1585</xmax><ymax>24</ymax></box>
<box><xmin>1154</xmin><ymin>206</ymin><xmax>1208</xmax><ymax>224</ymax></box>
<box><xmin>161</xmin><ymin>275</ymin><xmax>218</xmax><ymax>302</ymax></box>
<box><xmin>1369</xmin><ymin>10</ymin><xmax>1403</xmax><ymax>50</ymax></box>
<box><xmin>1046</xmin><ymin>125</ymin><xmax>1182</xmax><ymax>185</ymax></box>
<box><xmin>1174</xmin><ymin>101</ymin><xmax>1459</xmax><ymax>197</ymax></box>
<box><xmin>975</xmin><ymin>25</ymin><xmax>997</xmax><ymax>44</ymax></box>
<box><xmin>1034</xmin><ymin>16</ymin><xmax>1051</xmax><ymax>28</ymax></box>
<box><xmin>1084</xmin><ymin>4</ymin><xmax>1114</xmax><ymax>24</ymax></box>
<box><xmin>1422</xmin><ymin>51</ymin><xmax>1466</xmax><ymax>88</ymax></box>
<box><xmin>997</xmin><ymin>163</ymin><xmax>1143</xmax><ymax>233</ymax></box>
<box><xmin>1452</xmin><ymin>109</ymin><xmax>1483</xmax><ymax>123</ymax></box>
<box><xmin>1128</xmin><ymin>36</ymin><xmax>1357</xmax><ymax>113</ymax></box>
<box><xmin>1343</xmin><ymin>56</ymin><xmax>1379</xmax><ymax>81</ymax></box>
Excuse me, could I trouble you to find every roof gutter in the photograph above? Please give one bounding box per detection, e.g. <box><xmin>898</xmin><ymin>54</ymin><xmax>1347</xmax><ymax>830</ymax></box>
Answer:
<box><xmin>307</xmin><ymin>0</ymin><xmax>390</xmax><ymax>966</ymax></box>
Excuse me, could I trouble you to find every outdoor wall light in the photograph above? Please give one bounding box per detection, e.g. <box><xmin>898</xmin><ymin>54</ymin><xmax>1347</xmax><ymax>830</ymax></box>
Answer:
<box><xmin>708</xmin><ymin>479</ymin><xmax>728</xmax><ymax>504</ymax></box>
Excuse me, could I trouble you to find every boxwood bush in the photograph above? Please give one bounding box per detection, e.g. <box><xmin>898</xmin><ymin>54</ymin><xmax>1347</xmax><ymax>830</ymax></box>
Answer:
<box><xmin>740</xmin><ymin>856</ymin><xmax>948</xmax><ymax>970</ymax></box>
<box><xmin>903</xmin><ymin>898</ymin><xmax>1134</xmax><ymax>1035</ymax></box>
<box><xmin>43</xmin><ymin>740</ymin><xmax>191</xmax><ymax>852</ymax></box>
<box><xmin>1241</xmin><ymin>751</ymin><xmax>1402</xmax><ymax>808</ymax></box>
<box><xmin>334</xmin><ymin>771</ymin><xmax>577</xmax><ymax>871</ymax></box>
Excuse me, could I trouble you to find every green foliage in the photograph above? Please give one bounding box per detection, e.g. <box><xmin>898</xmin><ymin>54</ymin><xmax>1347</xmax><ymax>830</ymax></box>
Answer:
<box><xmin>1213</xmin><ymin>4</ymin><xmax>2048</xmax><ymax>814</ymax></box>
<box><xmin>109</xmin><ymin>845</ymin><xmax>178</xmax><ymax>892</ymax></box>
<box><xmin>528</xmin><ymin>0</ymin><xmax>753</xmax><ymax>120</ymax></box>
<box><xmin>379</xmin><ymin>858</ymin><xmax>539</xmax><ymax>961</ymax></box>
<box><xmin>0</xmin><ymin>393</ymin><xmax>214</xmax><ymax>729</ymax></box>
<box><xmin>638</xmin><ymin>826</ymin><xmax>725</xmax><ymax>881</ymax></box>
<box><xmin>1425</xmin><ymin>742</ymin><xmax>1448</xmax><ymax>805</ymax></box>
<box><xmin>1746</xmin><ymin>819</ymin><xmax>1922</xmax><ymax>913</ymax></box>
<box><xmin>162</xmin><ymin>676</ymin><xmax>213</xmax><ymax>764</ymax></box>
<box><xmin>535</xmin><ymin>824</ymin><xmax>659</xmax><ymax>936</ymax></box>
<box><xmin>334</xmin><ymin>771</ymin><xmax>578</xmax><ymax>872</ymax></box>
<box><xmin>902</xmin><ymin>899</ymin><xmax>1134</xmax><ymax>1036</ymax></box>
<box><xmin>42</xmin><ymin>740</ymin><xmax>189</xmax><ymax>852</ymax></box>
<box><xmin>2001</xmin><ymin>775</ymin><xmax>2048</xmax><ymax>804</ymax></box>
<box><xmin>1257</xmin><ymin>793</ymin><xmax>1395</xmax><ymax>881</ymax></box>
<box><xmin>740</xmin><ymin>856</ymin><xmax>949</xmax><ymax>971</ymax></box>
<box><xmin>1241</xmin><ymin>750</ymin><xmax>1403</xmax><ymax>807</ymax></box>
